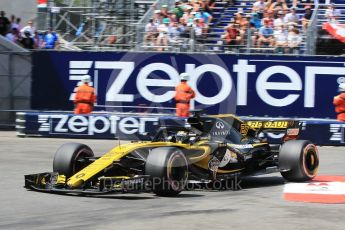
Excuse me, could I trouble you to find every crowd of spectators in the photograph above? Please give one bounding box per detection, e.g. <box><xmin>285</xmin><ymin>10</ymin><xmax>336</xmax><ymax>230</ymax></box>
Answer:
<box><xmin>222</xmin><ymin>0</ymin><xmax>315</xmax><ymax>54</ymax></box>
<box><xmin>0</xmin><ymin>10</ymin><xmax>59</xmax><ymax>50</ymax></box>
<box><xmin>144</xmin><ymin>0</ymin><xmax>215</xmax><ymax>50</ymax></box>
<box><xmin>142</xmin><ymin>0</ymin><xmax>316</xmax><ymax>53</ymax></box>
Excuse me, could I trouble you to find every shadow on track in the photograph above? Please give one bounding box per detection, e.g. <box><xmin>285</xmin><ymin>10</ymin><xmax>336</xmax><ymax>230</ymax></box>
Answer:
<box><xmin>239</xmin><ymin>176</ymin><xmax>285</xmax><ymax>189</ymax></box>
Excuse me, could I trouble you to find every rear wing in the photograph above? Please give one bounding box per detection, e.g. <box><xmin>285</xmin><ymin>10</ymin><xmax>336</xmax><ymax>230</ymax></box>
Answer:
<box><xmin>243</xmin><ymin>120</ymin><xmax>301</xmax><ymax>142</ymax></box>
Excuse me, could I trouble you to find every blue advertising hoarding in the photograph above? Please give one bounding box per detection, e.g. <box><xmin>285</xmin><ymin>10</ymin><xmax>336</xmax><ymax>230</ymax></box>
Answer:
<box><xmin>16</xmin><ymin>112</ymin><xmax>345</xmax><ymax>146</ymax></box>
<box><xmin>32</xmin><ymin>51</ymin><xmax>345</xmax><ymax>118</ymax></box>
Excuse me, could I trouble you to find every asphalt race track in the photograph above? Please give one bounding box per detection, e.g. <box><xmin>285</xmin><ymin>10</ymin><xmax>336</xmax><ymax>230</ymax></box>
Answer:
<box><xmin>1</xmin><ymin>131</ymin><xmax>345</xmax><ymax>230</ymax></box>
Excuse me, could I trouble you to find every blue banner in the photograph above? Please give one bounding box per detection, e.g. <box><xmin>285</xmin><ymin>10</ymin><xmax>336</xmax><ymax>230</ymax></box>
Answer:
<box><xmin>32</xmin><ymin>51</ymin><xmax>345</xmax><ymax>118</ymax></box>
<box><xmin>17</xmin><ymin>112</ymin><xmax>345</xmax><ymax>146</ymax></box>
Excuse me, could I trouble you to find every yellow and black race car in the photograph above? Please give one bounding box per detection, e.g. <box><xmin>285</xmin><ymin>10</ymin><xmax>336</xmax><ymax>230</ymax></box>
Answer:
<box><xmin>25</xmin><ymin>113</ymin><xmax>319</xmax><ymax>196</ymax></box>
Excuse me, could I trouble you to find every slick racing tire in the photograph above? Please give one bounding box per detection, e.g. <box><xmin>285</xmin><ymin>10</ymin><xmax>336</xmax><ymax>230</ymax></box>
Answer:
<box><xmin>279</xmin><ymin>140</ymin><xmax>319</xmax><ymax>182</ymax></box>
<box><xmin>53</xmin><ymin>143</ymin><xmax>94</xmax><ymax>178</ymax></box>
<box><xmin>145</xmin><ymin>147</ymin><xmax>188</xmax><ymax>197</ymax></box>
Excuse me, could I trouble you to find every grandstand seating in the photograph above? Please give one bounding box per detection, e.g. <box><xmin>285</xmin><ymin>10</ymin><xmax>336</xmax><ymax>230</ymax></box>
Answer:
<box><xmin>190</xmin><ymin>0</ymin><xmax>313</xmax><ymax>54</ymax></box>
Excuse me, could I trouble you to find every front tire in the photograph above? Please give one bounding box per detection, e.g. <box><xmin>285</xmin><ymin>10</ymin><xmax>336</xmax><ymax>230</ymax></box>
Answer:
<box><xmin>53</xmin><ymin>143</ymin><xmax>94</xmax><ymax>178</ymax></box>
<box><xmin>145</xmin><ymin>147</ymin><xmax>188</xmax><ymax>196</ymax></box>
<box><xmin>279</xmin><ymin>140</ymin><xmax>319</xmax><ymax>182</ymax></box>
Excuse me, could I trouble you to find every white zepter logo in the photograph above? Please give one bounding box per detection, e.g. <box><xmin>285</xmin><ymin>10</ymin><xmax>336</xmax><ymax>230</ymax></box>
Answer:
<box><xmin>329</xmin><ymin>124</ymin><xmax>345</xmax><ymax>142</ymax></box>
<box><xmin>69</xmin><ymin>61</ymin><xmax>94</xmax><ymax>101</ymax></box>
<box><xmin>38</xmin><ymin>115</ymin><xmax>50</xmax><ymax>132</ymax></box>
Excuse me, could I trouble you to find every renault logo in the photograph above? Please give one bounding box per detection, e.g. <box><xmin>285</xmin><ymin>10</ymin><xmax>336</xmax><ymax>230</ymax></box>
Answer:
<box><xmin>216</xmin><ymin>121</ymin><xmax>225</xmax><ymax>129</ymax></box>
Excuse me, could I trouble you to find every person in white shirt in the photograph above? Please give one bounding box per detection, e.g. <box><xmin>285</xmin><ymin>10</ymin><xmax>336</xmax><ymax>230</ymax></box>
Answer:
<box><xmin>252</xmin><ymin>0</ymin><xmax>268</xmax><ymax>19</ymax></box>
<box><xmin>274</xmin><ymin>11</ymin><xmax>286</xmax><ymax>28</ymax></box>
<box><xmin>287</xmin><ymin>27</ymin><xmax>302</xmax><ymax>54</ymax></box>
<box><xmin>144</xmin><ymin>19</ymin><xmax>157</xmax><ymax>46</ymax></box>
<box><xmin>325</xmin><ymin>3</ymin><xmax>341</xmax><ymax>22</ymax></box>
<box><xmin>20</xmin><ymin>20</ymin><xmax>35</xmax><ymax>37</ymax></box>
<box><xmin>284</xmin><ymin>7</ymin><xmax>299</xmax><ymax>25</ymax></box>
<box><xmin>273</xmin><ymin>25</ymin><xmax>287</xmax><ymax>53</ymax></box>
<box><xmin>156</xmin><ymin>18</ymin><xmax>170</xmax><ymax>51</ymax></box>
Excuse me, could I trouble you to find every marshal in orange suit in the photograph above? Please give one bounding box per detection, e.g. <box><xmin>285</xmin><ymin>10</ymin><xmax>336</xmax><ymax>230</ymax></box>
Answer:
<box><xmin>333</xmin><ymin>83</ymin><xmax>345</xmax><ymax>122</ymax></box>
<box><xmin>74</xmin><ymin>75</ymin><xmax>97</xmax><ymax>114</ymax></box>
<box><xmin>175</xmin><ymin>73</ymin><xmax>195</xmax><ymax>117</ymax></box>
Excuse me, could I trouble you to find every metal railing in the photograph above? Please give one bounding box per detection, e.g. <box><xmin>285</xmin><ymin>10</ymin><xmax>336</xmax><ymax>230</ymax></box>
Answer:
<box><xmin>305</xmin><ymin>0</ymin><xmax>320</xmax><ymax>55</ymax></box>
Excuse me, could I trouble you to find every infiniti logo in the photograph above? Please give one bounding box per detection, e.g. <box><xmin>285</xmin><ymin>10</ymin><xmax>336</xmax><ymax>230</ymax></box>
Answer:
<box><xmin>216</xmin><ymin>122</ymin><xmax>225</xmax><ymax>129</ymax></box>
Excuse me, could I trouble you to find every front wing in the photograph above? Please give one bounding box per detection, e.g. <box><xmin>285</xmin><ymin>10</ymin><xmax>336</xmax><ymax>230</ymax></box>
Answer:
<box><xmin>24</xmin><ymin>172</ymin><xmax>151</xmax><ymax>195</ymax></box>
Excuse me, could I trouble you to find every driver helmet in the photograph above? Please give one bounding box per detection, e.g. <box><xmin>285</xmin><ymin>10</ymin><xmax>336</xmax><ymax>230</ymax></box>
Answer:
<box><xmin>180</xmin><ymin>72</ymin><xmax>189</xmax><ymax>81</ymax></box>
<box><xmin>82</xmin><ymin>75</ymin><xmax>91</xmax><ymax>83</ymax></box>
<box><xmin>339</xmin><ymin>83</ymin><xmax>345</xmax><ymax>92</ymax></box>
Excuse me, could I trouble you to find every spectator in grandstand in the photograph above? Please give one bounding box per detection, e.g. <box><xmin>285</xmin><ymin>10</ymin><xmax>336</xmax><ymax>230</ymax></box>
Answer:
<box><xmin>222</xmin><ymin>23</ymin><xmax>240</xmax><ymax>51</ymax></box>
<box><xmin>203</xmin><ymin>0</ymin><xmax>216</xmax><ymax>15</ymax></box>
<box><xmin>250</xmin><ymin>12</ymin><xmax>262</xmax><ymax>29</ymax></box>
<box><xmin>0</xmin><ymin>11</ymin><xmax>10</xmax><ymax>36</ymax></box>
<box><xmin>11</xmin><ymin>17</ymin><xmax>21</xmax><ymax>31</ymax></box>
<box><xmin>302</xmin><ymin>5</ymin><xmax>312</xmax><ymax>32</ymax></box>
<box><xmin>181</xmin><ymin>6</ymin><xmax>193</xmax><ymax>25</ymax></box>
<box><xmin>156</xmin><ymin>18</ymin><xmax>170</xmax><ymax>51</ymax></box>
<box><xmin>284</xmin><ymin>7</ymin><xmax>299</xmax><ymax>26</ymax></box>
<box><xmin>144</xmin><ymin>19</ymin><xmax>157</xmax><ymax>46</ymax></box>
<box><xmin>161</xmin><ymin>5</ymin><xmax>170</xmax><ymax>18</ymax></box>
<box><xmin>325</xmin><ymin>3</ymin><xmax>341</xmax><ymax>23</ymax></box>
<box><xmin>5</xmin><ymin>27</ymin><xmax>19</xmax><ymax>43</ymax></box>
<box><xmin>262</xmin><ymin>10</ymin><xmax>274</xmax><ymax>27</ymax></box>
<box><xmin>20</xmin><ymin>20</ymin><xmax>35</xmax><ymax>38</ymax></box>
<box><xmin>175</xmin><ymin>73</ymin><xmax>195</xmax><ymax>117</ymax></box>
<box><xmin>269</xmin><ymin>0</ymin><xmax>288</xmax><ymax>16</ymax></box>
<box><xmin>258</xmin><ymin>18</ymin><xmax>274</xmax><ymax>48</ymax></box>
<box><xmin>41</xmin><ymin>28</ymin><xmax>59</xmax><ymax>49</ymax></box>
<box><xmin>287</xmin><ymin>26</ymin><xmax>302</xmax><ymax>54</ymax></box>
<box><xmin>9</xmin><ymin>15</ymin><xmax>15</xmax><ymax>28</ymax></box>
<box><xmin>153</xmin><ymin>10</ymin><xmax>162</xmax><ymax>27</ymax></box>
<box><xmin>299</xmin><ymin>0</ymin><xmax>313</xmax><ymax>8</ymax></box>
<box><xmin>273</xmin><ymin>25</ymin><xmax>288</xmax><ymax>53</ymax></box>
<box><xmin>234</xmin><ymin>12</ymin><xmax>249</xmax><ymax>45</ymax></box>
<box><xmin>33</xmin><ymin>31</ymin><xmax>43</xmax><ymax>49</ymax></box>
<box><xmin>168</xmin><ymin>21</ymin><xmax>184</xmax><ymax>44</ymax></box>
<box><xmin>19</xmin><ymin>30</ymin><xmax>35</xmax><ymax>49</ymax></box>
<box><xmin>74</xmin><ymin>75</ymin><xmax>97</xmax><ymax>115</ymax></box>
<box><xmin>234</xmin><ymin>12</ymin><xmax>248</xmax><ymax>28</ymax></box>
<box><xmin>170</xmin><ymin>12</ymin><xmax>179</xmax><ymax>24</ymax></box>
<box><xmin>195</xmin><ymin>9</ymin><xmax>213</xmax><ymax>26</ymax></box>
<box><xmin>273</xmin><ymin>11</ymin><xmax>286</xmax><ymax>27</ymax></box>
<box><xmin>252</xmin><ymin>0</ymin><xmax>269</xmax><ymax>19</ymax></box>
<box><xmin>173</xmin><ymin>0</ymin><xmax>184</xmax><ymax>20</ymax></box>
<box><xmin>192</xmin><ymin>18</ymin><xmax>206</xmax><ymax>43</ymax></box>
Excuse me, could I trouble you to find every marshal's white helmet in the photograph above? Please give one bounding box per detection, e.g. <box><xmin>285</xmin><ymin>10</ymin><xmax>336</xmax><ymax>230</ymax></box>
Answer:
<box><xmin>82</xmin><ymin>75</ymin><xmax>91</xmax><ymax>83</ymax></box>
<box><xmin>180</xmin><ymin>73</ymin><xmax>189</xmax><ymax>81</ymax></box>
<box><xmin>339</xmin><ymin>83</ymin><xmax>345</xmax><ymax>92</ymax></box>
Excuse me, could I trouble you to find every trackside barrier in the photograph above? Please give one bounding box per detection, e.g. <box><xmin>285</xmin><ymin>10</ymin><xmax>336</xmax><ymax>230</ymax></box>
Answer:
<box><xmin>16</xmin><ymin>112</ymin><xmax>345</xmax><ymax>146</ymax></box>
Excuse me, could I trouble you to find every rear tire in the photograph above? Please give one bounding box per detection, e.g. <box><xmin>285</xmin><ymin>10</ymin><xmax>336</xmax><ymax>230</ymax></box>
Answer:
<box><xmin>145</xmin><ymin>147</ymin><xmax>188</xmax><ymax>196</ymax></box>
<box><xmin>279</xmin><ymin>140</ymin><xmax>319</xmax><ymax>182</ymax></box>
<box><xmin>53</xmin><ymin>143</ymin><xmax>94</xmax><ymax>178</ymax></box>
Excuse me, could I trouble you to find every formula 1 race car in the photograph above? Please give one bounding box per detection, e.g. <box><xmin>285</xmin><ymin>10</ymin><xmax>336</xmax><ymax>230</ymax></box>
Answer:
<box><xmin>25</xmin><ymin>113</ymin><xmax>319</xmax><ymax>196</ymax></box>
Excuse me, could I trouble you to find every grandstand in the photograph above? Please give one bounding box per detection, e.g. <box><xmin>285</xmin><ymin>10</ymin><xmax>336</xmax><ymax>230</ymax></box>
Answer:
<box><xmin>15</xmin><ymin>0</ymin><xmax>340</xmax><ymax>55</ymax></box>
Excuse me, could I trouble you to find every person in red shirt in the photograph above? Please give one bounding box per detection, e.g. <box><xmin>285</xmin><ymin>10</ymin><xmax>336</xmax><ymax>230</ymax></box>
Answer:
<box><xmin>333</xmin><ymin>83</ymin><xmax>345</xmax><ymax>122</ymax></box>
<box><xmin>175</xmin><ymin>73</ymin><xmax>195</xmax><ymax>117</ymax></box>
<box><xmin>74</xmin><ymin>75</ymin><xmax>97</xmax><ymax>114</ymax></box>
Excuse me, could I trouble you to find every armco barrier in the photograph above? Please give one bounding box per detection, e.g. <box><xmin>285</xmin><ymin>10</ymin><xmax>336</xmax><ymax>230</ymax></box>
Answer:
<box><xmin>32</xmin><ymin>51</ymin><xmax>345</xmax><ymax>119</ymax></box>
<box><xmin>16</xmin><ymin>112</ymin><xmax>345</xmax><ymax>146</ymax></box>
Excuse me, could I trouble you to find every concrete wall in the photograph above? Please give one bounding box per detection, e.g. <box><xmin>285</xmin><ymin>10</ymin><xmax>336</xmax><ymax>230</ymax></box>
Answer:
<box><xmin>0</xmin><ymin>36</ymin><xmax>31</xmax><ymax>128</ymax></box>
<box><xmin>0</xmin><ymin>0</ymin><xmax>37</xmax><ymax>25</ymax></box>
